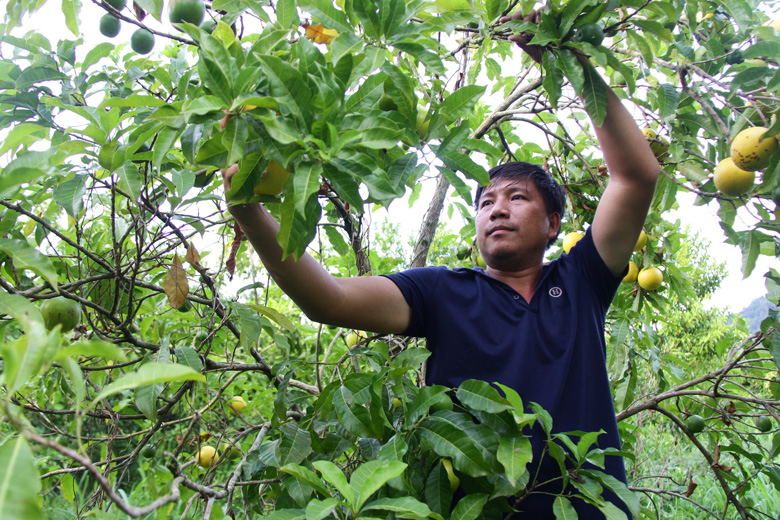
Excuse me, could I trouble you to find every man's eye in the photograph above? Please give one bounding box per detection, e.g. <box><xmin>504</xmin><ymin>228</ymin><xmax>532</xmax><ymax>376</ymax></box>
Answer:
<box><xmin>481</xmin><ymin>200</ymin><xmax>493</xmax><ymax>207</ymax></box>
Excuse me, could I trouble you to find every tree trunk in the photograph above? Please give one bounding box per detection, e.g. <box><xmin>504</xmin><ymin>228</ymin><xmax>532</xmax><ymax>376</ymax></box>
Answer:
<box><xmin>410</xmin><ymin>173</ymin><xmax>450</xmax><ymax>268</ymax></box>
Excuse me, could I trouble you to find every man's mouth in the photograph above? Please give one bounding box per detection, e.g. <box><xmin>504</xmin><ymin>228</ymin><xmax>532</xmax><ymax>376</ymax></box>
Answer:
<box><xmin>488</xmin><ymin>226</ymin><xmax>514</xmax><ymax>236</ymax></box>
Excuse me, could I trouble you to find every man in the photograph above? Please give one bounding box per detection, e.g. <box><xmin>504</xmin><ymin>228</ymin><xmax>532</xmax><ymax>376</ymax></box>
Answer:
<box><xmin>223</xmin><ymin>10</ymin><xmax>659</xmax><ymax>518</ymax></box>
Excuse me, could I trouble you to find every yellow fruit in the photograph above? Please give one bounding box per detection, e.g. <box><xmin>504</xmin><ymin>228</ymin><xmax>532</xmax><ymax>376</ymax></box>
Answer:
<box><xmin>765</xmin><ymin>19</ymin><xmax>780</xmax><ymax>33</ymax></box>
<box><xmin>345</xmin><ymin>331</ymin><xmax>366</xmax><ymax>348</ymax></box>
<box><xmin>642</xmin><ymin>128</ymin><xmax>669</xmax><ymax>157</ymax></box>
<box><xmin>637</xmin><ymin>266</ymin><xmax>663</xmax><ymax>290</ymax></box>
<box><xmin>227</xmin><ymin>396</ymin><xmax>247</xmax><ymax>415</ymax></box>
<box><xmin>254</xmin><ymin>161</ymin><xmax>290</xmax><ymax>196</ymax></box>
<box><xmin>475</xmin><ymin>253</ymin><xmax>487</xmax><ymax>269</ymax></box>
<box><xmin>41</xmin><ymin>297</ymin><xmax>81</xmax><ymax>332</ymax></box>
<box><xmin>562</xmin><ymin>231</ymin><xmax>584</xmax><ymax>254</ymax></box>
<box><xmin>392</xmin><ymin>398</ymin><xmax>402</xmax><ymax>409</ymax></box>
<box><xmin>623</xmin><ymin>261</ymin><xmax>639</xmax><ymax>284</ymax></box>
<box><xmin>442</xmin><ymin>459</ymin><xmax>460</xmax><ymax>492</ymax></box>
<box><xmin>634</xmin><ymin>230</ymin><xmax>647</xmax><ymax>252</ymax></box>
<box><xmin>713</xmin><ymin>158</ymin><xmax>755</xmax><ymax>196</ymax></box>
<box><xmin>730</xmin><ymin>127</ymin><xmax>779</xmax><ymax>171</ymax></box>
<box><xmin>197</xmin><ymin>446</ymin><xmax>218</xmax><ymax>468</ymax></box>
<box><xmin>223</xmin><ymin>443</ymin><xmax>242</xmax><ymax>460</ymax></box>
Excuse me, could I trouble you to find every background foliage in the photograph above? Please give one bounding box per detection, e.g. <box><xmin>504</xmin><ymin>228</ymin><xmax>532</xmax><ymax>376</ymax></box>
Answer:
<box><xmin>2</xmin><ymin>0</ymin><xmax>780</xmax><ymax>519</ymax></box>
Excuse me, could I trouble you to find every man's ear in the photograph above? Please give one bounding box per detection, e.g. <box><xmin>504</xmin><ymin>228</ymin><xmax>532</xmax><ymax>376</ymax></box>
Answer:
<box><xmin>548</xmin><ymin>212</ymin><xmax>562</xmax><ymax>238</ymax></box>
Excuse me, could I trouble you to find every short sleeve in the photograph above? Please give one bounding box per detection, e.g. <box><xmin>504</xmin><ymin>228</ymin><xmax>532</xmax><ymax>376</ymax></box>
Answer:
<box><xmin>566</xmin><ymin>227</ymin><xmax>627</xmax><ymax>306</ymax></box>
<box><xmin>382</xmin><ymin>267</ymin><xmax>446</xmax><ymax>338</ymax></box>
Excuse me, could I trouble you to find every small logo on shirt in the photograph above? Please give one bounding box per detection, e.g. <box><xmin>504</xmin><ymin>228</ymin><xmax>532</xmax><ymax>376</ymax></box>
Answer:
<box><xmin>549</xmin><ymin>287</ymin><xmax>563</xmax><ymax>298</ymax></box>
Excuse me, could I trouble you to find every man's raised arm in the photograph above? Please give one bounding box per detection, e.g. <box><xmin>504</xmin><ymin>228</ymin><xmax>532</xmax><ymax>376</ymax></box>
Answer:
<box><xmin>223</xmin><ymin>165</ymin><xmax>411</xmax><ymax>335</ymax></box>
<box><xmin>502</xmin><ymin>10</ymin><xmax>660</xmax><ymax>275</ymax></box>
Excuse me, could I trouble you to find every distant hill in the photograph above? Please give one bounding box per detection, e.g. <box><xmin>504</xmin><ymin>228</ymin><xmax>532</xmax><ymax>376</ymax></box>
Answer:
<box><xmin>740</xmin><ymin>297</ymin><xmax>779</xmax><ymax>333</ymax></box>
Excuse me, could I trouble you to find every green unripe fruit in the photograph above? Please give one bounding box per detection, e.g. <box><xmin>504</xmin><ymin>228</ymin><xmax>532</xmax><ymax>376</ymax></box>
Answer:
<box><xmin>140</xmin><ymin>444</ymin><xmax>156</xmax><ymax>457</ymax></box>
<box><xmin>574</xmin><ymin>23</ymin><xmax>605</xmax><ymax>47</ymax></box>
<box><xmin>105</xmin><ymin>0</ymin><xmax>126</xmax><ymax>10</ymax></box>
<box><xmin>686</xmin><ymin>414</ymin><xmax>705</xmax><ymax>433</ymax></box>
<box><xmin>130</xmin><ymin>29</ymin><xmax>155</xmax><ymax>55</ymax></box>
<box><xmin>41</xmin><ymin>297</ymin><xmax>81</xmax><ymax>333</ymax></box>
<box><xmin>756</xmin><ymin>415</ymin><xmax>773</xmax><ymax>432</ymax></box>
<box><xmin>176</xmin><ymin>300</ymin><xmax>192</xmax><ymax>313</ymax></box>
<box><xmin>99</xmin><ymin>14</ymin><xmax>121</xmax><ymax>38</ymax></box>
<box><xmin>169</xmin><ymin>0</ymin><xmax>206</xmax><ymax>26</ymax></box>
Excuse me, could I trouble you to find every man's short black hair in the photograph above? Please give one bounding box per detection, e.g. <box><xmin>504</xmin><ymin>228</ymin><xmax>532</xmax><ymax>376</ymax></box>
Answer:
<box><xmin>474</xmin><ymin>162</ymin><xmax>567</xmax><ymax>248</ymax></box>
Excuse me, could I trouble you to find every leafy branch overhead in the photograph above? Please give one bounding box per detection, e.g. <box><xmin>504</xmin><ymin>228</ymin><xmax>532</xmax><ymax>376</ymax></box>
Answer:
<box><xmin>2</xmin><ymin>0</ymin><xmax>780</xmax><ymax>519</ymax></box>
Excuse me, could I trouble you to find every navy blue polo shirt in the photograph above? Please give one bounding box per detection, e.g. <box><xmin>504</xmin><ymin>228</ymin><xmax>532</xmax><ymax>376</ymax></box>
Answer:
<box><xmin>385</xmin><ymin>228</ymin><xmax>630</xmax><ymax>518</ymax></box>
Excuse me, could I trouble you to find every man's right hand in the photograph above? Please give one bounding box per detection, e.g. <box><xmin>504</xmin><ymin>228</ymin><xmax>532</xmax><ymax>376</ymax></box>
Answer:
<box><xmin>499</xmin><ymin>10</ymin><xmax>544</xmax><ymax>64</ymax></box>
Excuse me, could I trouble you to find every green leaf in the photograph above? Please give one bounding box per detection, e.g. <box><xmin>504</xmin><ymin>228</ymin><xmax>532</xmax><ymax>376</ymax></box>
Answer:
<box><xmin>134</xmin><ymin>0</ymin><xmax>164</xmax><ymax>20</ymax></box>
<box><xmin>81</xmin><ymin>42</ymin><xmax>114</xmax><ymax>70</ymax></box>
<box><xmin>350</xmin><ymin>460</ymin><xmax>408</xmax><ymax>511</ymax></box>
<box><xmin>60</xmin><ymin>0</ymin><xmax>79</xmax><ymax>36</ymax></box>
<box><xmin>557</xmin><ymin>49</ymin><xmax>584</xmax><ymax>94</ymax></box>
<box><xmin>542</xmin><ymin>52</ymin><xmax>564</xmax><ymax>108</ymax></box>
<box><xmin>174</xmin><ymin>346</ymin><xmax>203</xmax><ymax>373</ymax></box>
<box><xmin>60</xmin><ymin>356</ymin><xmax>86</xmax><ymax>409</ymax></box>
<box><xmin>305</xmin><ymin>498</ymin><xmax>340</xmax><ymax>520</ymax></box>
<box><xmin>585</xmin><ymin>470</ymin><xmax>640</xmax><ymax>516</ymax></box>
<box><xmin>0</xmin><ymin>438</ymin><xmax>42</xmax><ymax>520</ymax></box>
<box><xmin>552</xmin><ymin>496</ymin><xmax>577</xmax><ymax>519</ymax></box>
<box><xmin>456</xmin><ymin>379</ymin><xmax>513</xmax><ymax>413</ymax></box>
<box><xmin>2</xmin><ymin>321</ymin><xmax>58</xmax><ymax>394</ymax></box>
<box><xmin>451</xmin><ymin>494</ymin><xmax>489</xmax><ymax>520</ymax></box>
<box><xmin>278</xmin><ymin>423</ymin><xmax>313</xmax><ymax>466</ymax></box>
<box><xmin>740</xmin><ymin>230</ymin><xmax>760</xmax><ymax>278</ymax></box>
<box><xmin>0</xmin><ymin>150</ymin><xmax>54</xmax><ymax>198</ymax></box>
<box><xmin>259</xmin><ymin>55</ymin><xmax>311</xmax><ymax>127</ymax></box>
<box><xmin>312</xmin><ymin>461</ymin><xmax>354</xmax><ymax>505</ymax></box>
<box><xmin>439</xmin><ymin>86</ymin><xmax>486</xmax><ymax>123</ymax></box>
<box><xmin>627</xmin><ymin>30</ymin><xmax>653</xmax><ymax>66</ymax></box>
<box><xmin>135</xmin><ymin>383</ymin><xmax>162</xmax><ymax>422</ymax></box>
<box><xmin>581</xmin><ymin>64</ymin><xmax>608</xmax><ymax>127</ymax></box>
<box><xmin>298</xmin><ymin>0</ymin><xmax>353</xmax><ymax>34</ymax></box>
<box><xmin>419</xmin><ymin>415</ymin><xmax>492</xmax><ymax>477</ymax></box>
<box><xmin>15</xmin><ymin>67</ymin><xmax>68</xmax><ymax>90</ymax></box>
<box><xmin>280</xmin><ymin>464</ymin><xmax>331</xmax><ymax>497</ymax></box>
<box><xmin>497</xmin><ymin>436</ymin><xmax>532</xmax><ymax>486</ymax></box>
<box><xmin>0</xmin><ymin>292</ymin><xmax>44</xmax><ymax>329</ymax></box>
<box><xmin>198</xmin><ymin>55</ymin><xmax>234</xmax><ymax>105</ymax></box>
<box><xmin>245</xmin><ymin>303</ymin><xmax>295</xmax><ymax>331</ymax></box>
<box><xmin>55</xmin><ymin>340</ymin><xmax>128</xmax><ymax>362</ymax></box>
<box><xmin>656</xmin><ymin>84</ymin><xmax>679</xmax><ymax>120</ymax></box>
<box><xmin>222</xmin><ymin>116</ymin><xmax>249</xmax><ymax>166</ymax></box>
<box><xmin>277</xmin><ymin>189</ymin><xmax>321</xmax><ymax>261</ymax></box>
<box><xmin>181</xmin><ymin>96</ymin><xmax>228</xmax><ymax>119</ymax></box>
<box><xmin>0</xmin><ymin>238</ymin><xmax>59</xmax><ymax>290</ymax></box>
<box><xmin>262</xmin><ymin>509</ymin><xmax>306</xmax><ymax>520</ymax></box>
<box><xmin>362</xmin><ymin>496</ymin><xmax>442</xmax><ymax>519</ymax></box>
<box><xmin>291</xmin><ymin>161</ymin><xmax>322</xmax><ymax>215</ymax></box>
<box><xmin>53</xmin><ymin>174</ymin><xmax>87</xmax><ymax>218</ymax></box>
<box><xmin>100</xmin><ymin>95</ymin><xmax>169</xmax><ymax>109</ymax></box>
<box><xmin>90</xmin><ymin>362</ymin><xmax>205</xmax><ymax>406</ymax></box>
<box><xmin>597</xmin><ymin>501</ymin><xmax>628</xmax><ymax>520</ymax></box>
<box><xmin>333</xmin><ymin>385</ymin><xmax>375</xmax><ymax>438</ymax></box>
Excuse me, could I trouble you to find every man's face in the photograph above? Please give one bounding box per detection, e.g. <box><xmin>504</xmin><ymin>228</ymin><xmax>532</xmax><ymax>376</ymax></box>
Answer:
<box><xmin>475</xmin><ymin>177</ymin><xmax>561</xmax><ymax>270</ymax></box>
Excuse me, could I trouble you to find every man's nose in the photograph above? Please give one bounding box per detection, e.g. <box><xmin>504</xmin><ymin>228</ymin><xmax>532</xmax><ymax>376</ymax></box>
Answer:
<box><xmin>489</xmin><ymin>198</ymin><xmax>509</xmax><ymax>219</ymax></box>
